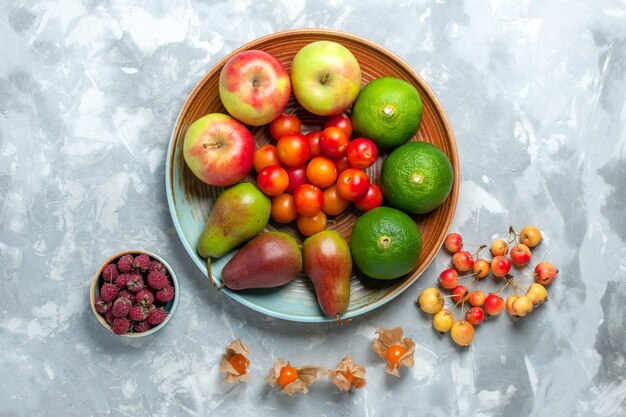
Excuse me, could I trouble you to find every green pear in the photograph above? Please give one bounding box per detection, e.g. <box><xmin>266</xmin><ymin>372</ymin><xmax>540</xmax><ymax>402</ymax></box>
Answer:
<box><xmin>302</xmin><ymin>230</ymin><xmax>352</xmax><ymax>318</ymax></box>
<box><xmin>197</xmin><ymin>182</ymin><xmax>270</xmax><ymax>258</ymax></box>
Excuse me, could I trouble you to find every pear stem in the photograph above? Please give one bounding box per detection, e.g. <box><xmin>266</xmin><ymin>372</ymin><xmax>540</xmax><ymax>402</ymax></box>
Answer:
<box><xmin>207</xmin><ymin>258</ymin><xmax>224</xmax><ymax>291</ymax></box>
<box><xmin>336</xmin><ymin>314</ymin><xmax>352</xmax><ymax>325</ymax></box>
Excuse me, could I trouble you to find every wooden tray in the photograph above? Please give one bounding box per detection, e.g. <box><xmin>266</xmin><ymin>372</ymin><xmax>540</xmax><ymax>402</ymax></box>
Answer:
<box><xmin>166</xmin><ymin>29</ymin><xmax>459</xmax><ymax>322</ymax></box>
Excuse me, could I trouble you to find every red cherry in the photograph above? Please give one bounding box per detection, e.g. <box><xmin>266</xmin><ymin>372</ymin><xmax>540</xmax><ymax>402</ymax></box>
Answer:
<box><xmin>467</xmin><ymin>290</ymin><xmax>486</xmax><ymax>307</ymax></box>
<box><xmin>444</xmin><ymin>233</ymin><xmax>463</xmax><ymax>253</ymax></box>
<box><xmin>283</xmin><ymin>164</ymin><xmax>307</xmax><ymax>194</ymax></box>
<box><xmin>465</xmin><ymin>307</ymin><xmax>485</xmax><ymax>325</ymax></box>
<box><xmin>452</xmin><ymin>251</ymin><xmax>474</xmax><ymax>272</ymax></box>
<box><xmin>346</xmin><ymin>138</ymin><xmax>378</xmax><ymax>169</ymax></box>
<box><xmin>336</xmin><ymin>168</ymin><xmax>370</xmax><ymax>201</ymax></box>
<box><xmin>324</xmin><ymin>113</ymin><xmax>353</xmax><ymax>137</ymax></box>
<box><xmin>451</xmin><ymin>285</ymin><xmax>468</xmax><ymax>303</ymax></box>
<box><xmin>319</xmin><ymin>127</ymin><xmax>349</xmax><ymax>157</ymax></box>
<box><xmin>354</xmin><ymin>184</ymin><xmax>383</xmax><ymax>212</ymax></box>
<box><xmin>484</xmin><ymin>293</ymin><xmax>505</xmax><ymax>316</ymax></box>
<box><xmin>510</xmin><ymin>244</ymin><xmax>532</xmax><ymax>267</ymax></box>
<box><xmin>438</xmin><ymin>269</ymin><xmax>459</xmax><ymax>290</ymax></box>
<box><xmin>491</xmin><ymin>256</ymin><xmax>512</xmax><ymax>277</ymax></box>
<box><xmin>333</xmin><ymin>155</ymin><xmax>351</xmax><ymax>174</ymax></box>
<box><xmin>534</xmin><ymin>262</ymin><xmax>558</xmax><ymax>285</ymax></box>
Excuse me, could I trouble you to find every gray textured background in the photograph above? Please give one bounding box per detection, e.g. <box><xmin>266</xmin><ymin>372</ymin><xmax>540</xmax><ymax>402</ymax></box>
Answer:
<box><xmin>1</xmin><ymin>1</ymin><xmax>625</xmax><ymax>416</ymax></box>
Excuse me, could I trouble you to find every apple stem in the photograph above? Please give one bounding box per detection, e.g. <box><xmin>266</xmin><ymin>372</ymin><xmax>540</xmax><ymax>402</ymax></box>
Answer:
<box><xmin>203</xmin><ymin>142</ymin><xmax>222</xmax><ymax>149</ymax></box>
<box><xmin>321</xmin><ymin>72</ymin><xmax>330</xmax><ymax>84</ymax></box>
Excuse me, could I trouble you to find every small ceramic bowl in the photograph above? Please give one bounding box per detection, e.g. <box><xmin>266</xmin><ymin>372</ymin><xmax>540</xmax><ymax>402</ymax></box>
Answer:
<box><xmin>90</xmin><ymin>249</ymin><xmax>179</xmax><ymax>337</ymax></box>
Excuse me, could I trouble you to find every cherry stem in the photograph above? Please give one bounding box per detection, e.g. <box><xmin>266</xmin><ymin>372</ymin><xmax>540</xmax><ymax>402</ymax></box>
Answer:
<box><xmin>465</xmin><ymin>242</ymin><xmax>488</xmax><ymax>248</ymax></box>
<box><xmin>472</xmin><ymin>245</ymin><xmax>487</xmax><ymax>258</ymax></box>
<box><xmin>506</xmin><ymin>274</ymin><xmax>523</xmax><ymax>296</ymax></box>
<box><xmin>508</xmin><ymin>226</ymin><xmax>520</xmax><ymax>246</ymax></box>
<box><xmin>468</xmin><ymin>276</ymin><xmax>478</xmax><ymax>288</ymax></box>
<box><xmin>497</xmin><ymin>281</ymin><xmax>510</xmax><ymax>296</ymax></box>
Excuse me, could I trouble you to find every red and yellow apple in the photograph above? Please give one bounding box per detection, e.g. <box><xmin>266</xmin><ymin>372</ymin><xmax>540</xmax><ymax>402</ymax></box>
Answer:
<box><xmin>219</xmin><ymin>50</ymin><xmax>291</xmax><ymax>126</ymax></box>
<box><xmin>183</xmin><ymin>113</ymin><xmax>254</xmax><ymax>186</ymax></box>
<box><xmin>290</xmin><ymin>41</ymin><xmax>361</xmax><ymax>116</ymax></box>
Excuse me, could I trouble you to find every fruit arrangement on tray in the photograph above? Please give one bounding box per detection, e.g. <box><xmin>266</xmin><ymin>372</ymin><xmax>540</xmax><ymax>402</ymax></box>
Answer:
<box><xmin>177</xmin><ymin>35</ymin><xmax>457</xmax><ymax>321</ymax></box>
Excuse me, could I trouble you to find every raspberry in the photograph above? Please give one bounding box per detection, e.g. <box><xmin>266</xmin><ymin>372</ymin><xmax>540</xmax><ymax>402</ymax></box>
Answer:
<box><xmin>117</xmin><ymin>254</ymin><xmax>134</xmax><ymax>273</ymax></box>
<box><xmin>133</xmin><ymin>254</ymin><xmax>151</xmax><ymax>272</ymax></box>
<box><xmin>147</xmin><ymin>307</ymin><xmax>166</xmax><ymax>325</ymax></box>
<box><xmin>100</xmin><ymin>283</ymin><xmax>119</xmax><ymax>303</ymax></box>
<box><xmin>128</xmin><ymin>305</ymin><xmax>147</xmax><ymax>321</ymax></box>
<box><xmin>126</xmin><ymin>274</ymin><xmax>144</xmax><ymax>293</ymax></box>
<box><xmin>133</xmin><ymin>320</ymin><xmax>151</xmax><ymax>333</ymax></box>
<box><xmin>155</xmin><ymin>285</ymin><xmax>175</xmax><ymax>303</ymax></box>
<box><xmin>112</xmin><ymin>297</ymin><xmax>132</xmax><ymax>318</ymax></box>
<box><xmin>105</xmin><ymin>310</ymin><xmax>116</xmax><ymax>325</ymax></box>
<box><xmin>115</xmin><ymin>273</ymin><xmax>131</xmax><ymax>289</ymax></box>
<box><xmin>149</xmin><ymin>260</ymin><xmax>167</xmax><ymax>274</ymax></box>
<box><xmin>95</xmin><ymin>297</ymin><xmax>111</xmax><ymax>314</ymax></box>
<box><xmin>135</xmin><ymin>289</ymin><xmax>154</xmax><ymax>306</ymax></box>
<box><xmin>117</xmin><ymin>290</ymin><xmax>136</xmax><ymax>304</ymax></box>
<box><xmin>112</xmin><ymin>318</ymin><xmax>130</xmax><ymax>335</ymax></box>
<box><xmin>147</xmin><ymin>271</ymin><xmax>168</xmax><ymax>290</ymax></box>
<box><xmin>102</xmin><ymin>264</ymin><xmax>119</xmax><ymax>283</ymax></box>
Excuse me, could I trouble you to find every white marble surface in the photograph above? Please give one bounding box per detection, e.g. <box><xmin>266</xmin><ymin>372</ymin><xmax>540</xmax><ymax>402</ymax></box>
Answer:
<box><xmin>1</xmin><ymin>1</ymin><xmax>625</xmax><ymax>416</ymax></box>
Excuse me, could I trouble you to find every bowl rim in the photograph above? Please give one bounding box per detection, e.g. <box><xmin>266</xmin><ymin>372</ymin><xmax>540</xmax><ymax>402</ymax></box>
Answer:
<box><xmin>165</xmin><ymin>28</ymin><xmax>459</xmax><ymax>322</ymax></box>
<box><xmin>90</xmin><ymin>249</ymin><xmax>179</xmax><ymax>337</ymax></box>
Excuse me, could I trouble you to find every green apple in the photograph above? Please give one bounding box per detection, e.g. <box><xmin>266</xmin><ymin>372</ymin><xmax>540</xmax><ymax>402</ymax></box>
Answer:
<box><xmin>290</xmin><ymin>41</ymin><xmax>362</xmax><ymax>116</ymax></box>
<box><xmin>219</xmin><ymin>50</ymin><xmax>291</xmax><ymax>126</ymax></box>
